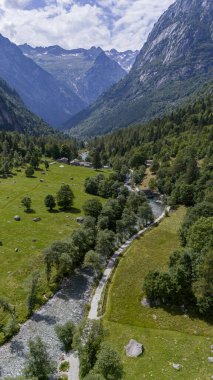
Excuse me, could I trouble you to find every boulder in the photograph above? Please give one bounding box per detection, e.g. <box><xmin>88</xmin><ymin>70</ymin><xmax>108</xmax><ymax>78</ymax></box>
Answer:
<box><xmin>208</xmin><ymin>357</ymin><xmax>213</xmax><ymax>363</ymax></box>
<box><xmin>15</xmin><ymin>248</ymin><xmax>19</xmax><ymax>252</ymax></box>
<box><xmin>172</xmin><ymin>363</ymin><xmax>182</xmax><ymax>370</ymax></box>
<box><xmin>141</xmin><ymin>298</ymin><xmax>151</xmax><ymax>308</ymax></box>
<box><xmin>33</xmin><ymin>217</ymin><xmax>41</xmax><ymax>222</ymax></box>
<box><xmin>125</xmin><ymin>339</ymin><xmax>143</xmax><ymax>358</ymax></box>
<box><xmin>14</xmin><ymin>215</ymin><xmax>21</xmax><ymax>221</ymax></box>
<box><xmin>76</xmin><ymin>217</ymin><xmax>84</xmax><ymax>223</ymax></box>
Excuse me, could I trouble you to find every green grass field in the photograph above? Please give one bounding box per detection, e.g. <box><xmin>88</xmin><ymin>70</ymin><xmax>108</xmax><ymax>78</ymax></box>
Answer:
<box><xmin>103</xmin><ymin>208</ymin><xmax>213</xmax><ymax>380</ymax></box>
<box><xmin>0</xmin><ymin>163</ymin><xmax>109</xmax><ymax>335</ymax></box>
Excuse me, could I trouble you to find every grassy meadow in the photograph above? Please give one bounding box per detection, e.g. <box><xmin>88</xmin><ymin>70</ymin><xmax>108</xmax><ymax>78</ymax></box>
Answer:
<box><xmin>103</xmin><ymin>207</ymin><xmax>213</xmax><ymax>379</ymax></box>
<box><xmin>0</xmin><ymin>162</ymin><xmax>109</xmax><ymax>336</ymax></box>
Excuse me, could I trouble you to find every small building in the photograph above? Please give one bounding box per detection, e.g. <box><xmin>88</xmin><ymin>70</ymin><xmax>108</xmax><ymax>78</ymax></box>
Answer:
<box><xmin>57</xmin><ymin>157</ymin><xmax>69</xmax><ymax>164</ymax></box>
<box><xmin>70</xmin><ymin>160</ymin><xmax>92</xmax><ymax>168</ymax></box>
<box><xmin>146</xmin><ymin>160</ymin><xmax>153</xmax><ymax>167</ymax></box>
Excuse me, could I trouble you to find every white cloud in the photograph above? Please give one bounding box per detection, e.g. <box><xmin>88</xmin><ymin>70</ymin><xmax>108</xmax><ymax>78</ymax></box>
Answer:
<box><xmin>0</xmin><ymin>0</ymin><xmax>174</xmax><ymax>50</ymax></box>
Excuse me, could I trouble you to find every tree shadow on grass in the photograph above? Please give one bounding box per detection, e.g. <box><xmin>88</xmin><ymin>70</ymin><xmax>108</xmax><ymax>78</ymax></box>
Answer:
<box><xmin>24</xmin><ymin>209</ymin><xmax>36</xmax><ymax>214</ymax></box>
<box><xmin>150</xmin><ymin>303</ymin><xmax>213</xmax><ymax>326</ymax></box>
<box><xmin>59</xmin><ymin>207</ymin><xmax>81</xmax><ymax>214</ymax></box>
<box><xmin>48</xmin><ymin>209</ymin><xmax>59</xmax><ymax>214</ymax></box>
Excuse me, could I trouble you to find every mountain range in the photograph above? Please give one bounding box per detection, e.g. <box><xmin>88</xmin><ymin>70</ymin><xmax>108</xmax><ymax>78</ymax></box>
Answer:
<box><xmin>0</xmin><ymin>34</ymin><xmax>87</xmax><ymax>127</ymax></box>
<box><xmin>65</xmin><ymin>0</ymin><xmax>213</xmax><ymax>138</ymax></box>
<box><xmin>19</xmin><ymin>44</ymin><xmax>137</xmax><ymax>105</ymax></box>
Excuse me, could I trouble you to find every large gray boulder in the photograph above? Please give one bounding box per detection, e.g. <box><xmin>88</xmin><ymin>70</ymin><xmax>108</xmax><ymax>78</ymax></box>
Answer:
<box><xmin>125</xmin><ymin>339</ymin><xmax>143</xmax><ymax>358</ymax></box>
<box><xmin>14</xmin><ymin>215</ymin><xmax>21</xmax><ymax>221</ymax></box>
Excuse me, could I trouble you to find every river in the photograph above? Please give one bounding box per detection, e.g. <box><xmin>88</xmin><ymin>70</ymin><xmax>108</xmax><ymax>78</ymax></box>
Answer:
<box><xmin>0</xmin><ymin>200</ymin><xmax>163</xmax><ymax>379</ymax></box>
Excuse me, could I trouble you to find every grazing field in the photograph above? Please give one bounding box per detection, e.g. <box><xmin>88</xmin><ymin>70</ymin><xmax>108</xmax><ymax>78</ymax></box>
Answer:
<box><xmin>103</xmin><ymin>207</ymin><xmax>213</xmax><ymax>379</ymax></box>
<box><xmin>0</xmin><ymin>163</ymin><xmax>109</xmax><ymax>334</ymax></box>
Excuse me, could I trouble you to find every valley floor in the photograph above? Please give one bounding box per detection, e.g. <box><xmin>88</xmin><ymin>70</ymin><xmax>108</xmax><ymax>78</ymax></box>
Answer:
<box><xmin>103</xmin><ymin>207</ymin><xmax>213</xmax><ymax>379</ymax></box>
<box><xmin>0</xmin><ymin>163</ymin><xmax>109</xmax><ymax>340</ymax></box>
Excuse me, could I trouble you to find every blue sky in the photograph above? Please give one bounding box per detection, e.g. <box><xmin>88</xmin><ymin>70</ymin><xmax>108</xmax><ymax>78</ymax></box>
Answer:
<box><xmin>0</xmin><ymin>0</ymin><xmax>174</xmax><ymax>50</ymax></box>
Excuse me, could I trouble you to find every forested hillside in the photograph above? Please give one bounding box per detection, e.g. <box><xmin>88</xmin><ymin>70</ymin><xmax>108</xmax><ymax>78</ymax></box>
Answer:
<box><xmin>91</xmin><ymin>93</ymin><xmax>213</xmax><ymax>315</ymax></box>
<box><xmin>0</xmin><ymin>78</ymin><xmax>52</xmax><ymax>135</ymax></box>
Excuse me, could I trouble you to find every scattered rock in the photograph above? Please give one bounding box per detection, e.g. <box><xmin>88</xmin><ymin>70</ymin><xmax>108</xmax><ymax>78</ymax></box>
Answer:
<box><xmin>211</xmin><ymin>345</ymin><xmax>213</xmax><ymax>350</ymax></box>
<box><xmin>15</xmin><ymin>248</ymin><xmax>19</xmax><ymax>252</ymax></box>
<box><xmin>14</xmin><ymin>215</ymin><xmax>21</xmax><ymax>221</ymax></box>
<box><xmin>208</xmin><ymin>357</ymin><xmax>213</xmax><ymax>363</ymax></box>
<box><xmin>76</xmin><ymin>217</ymin><xmax>84</xmax><ymax>223</ymax></box>
<box><xmin>33</xmin><ymin>217</ymin><xmax>41</xmax><ymax>222</ymax></box>
<box><xmin>40</xmin><ymin>179</ymin><xmax>44</xmax><ymax>182</ymax></box>
<box><xmin>172</xmin><ymin>363</ymin><xmax>182</xmax><ymax>370</ymax></box>
<box><xmin>70</xmin><ymin>177</ymin><xmax>74</xmax><ymax>180</ymax></box>
<box><xmin>125</xmin><ymin>339</ymin><xmax>143</xmax><ymax>357</ymax></box>
<box><xmin>41</xmin><ymin>171</ymin><xmax>46</xmax><ymax>174</ymax></box>
<box><xmin>59</xmin><ymin>165</ymin><xmax>64</xmax><ymax>168</ymax></box>
<box><xmin>141</xmin><ymin>298</ymin><xmax>151</xmax><ymax>307</ymax></box>
<box><xmin>152</xmin><ymin>314</ymin><xmax>157</xmax><ymax>320</ymax></box>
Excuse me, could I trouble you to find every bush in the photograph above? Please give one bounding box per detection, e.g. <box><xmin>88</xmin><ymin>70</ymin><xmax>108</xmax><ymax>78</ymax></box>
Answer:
<box><xmin>55</xmin><ymin>321</ymin><xmax>75</xmax><ymax>352</ymax></box>
<box><xmin>25</xmin><ymin>166</ymin><xmax>34</xmax><ymax>177</ymax></box>
<box><xmin>59</xmin><ymin>361</ymin><xmax>70</xmax><ymax>372</ymax></box>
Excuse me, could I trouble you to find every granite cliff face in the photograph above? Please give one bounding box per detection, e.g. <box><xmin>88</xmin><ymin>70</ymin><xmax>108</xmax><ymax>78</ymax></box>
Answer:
<box><xmin>0</xmin><ymin>78</ymin><xmax>52</xmax><ymax>135</ymax></box>
<box><xmin>0</xmin><ymin>35</ymin><xmax>85</xmax><ymax>127</ymax></box>
<box><xmin>66</xmin><ymin>0</ymin><xmax>213</xmax><ymax>137</ymax></box>
<box><xmin>77</xmin><ymin>52</ymin><xmax>126</xmax><ymax>104</ymax></box>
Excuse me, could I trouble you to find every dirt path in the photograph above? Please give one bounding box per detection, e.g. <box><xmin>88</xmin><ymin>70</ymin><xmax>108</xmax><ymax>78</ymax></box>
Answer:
<box><xmin>88</xmin><ymin>210</ymin><xmax>166</xmax><ymax>320</ymax></box>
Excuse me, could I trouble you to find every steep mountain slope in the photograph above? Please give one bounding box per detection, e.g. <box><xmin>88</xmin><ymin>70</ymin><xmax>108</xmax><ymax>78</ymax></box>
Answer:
<box><xmin>0</xmin><ymin>34</ymin><xmax>85</xmax><ymax>127</ymax></box>
<box><xmin>0</xmin><ymin>78</ymin><xmax>53</xmax><ymax>135</ymax></box>
<box><xmin>19</xmin><ymin>45</ymin><xmax>133</xmax><ymax>105</ymax></box>
<box><xmin>105</xmin><ymin>49</ymin><xmax>139</xmax><ymax>72</ymax></box>
<box><xmin>66</xmin><ymin>0</ymin><xmax>213</xmax><ymax>138</ymax></box>
<box><xmin>77</xmin><ymin>52</ymin><xmax>126</xmax><ymax>104</ymax></box>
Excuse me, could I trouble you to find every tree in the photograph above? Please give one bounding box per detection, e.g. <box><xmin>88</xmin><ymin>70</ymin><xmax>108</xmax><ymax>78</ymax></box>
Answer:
<box><xmin>55</xmin><ymin>320</ymin><xmax>75</xmax><ymax>352</ymax></box>
<box><xmin>138</xmin><ymin>203</ymin><xmax>154</xmax><ymax>226</ymax></box>
<box><xmin>95</xmin><ymin>230</ymin><xmax>115</xmax><ymax>258</ymax></box>
<box><xmin>44</xmin><ymin>160</ymin><xmax>49</xmax><ymax>170</ymax></box>
<box><xmin>94</xmin><ymin>343</ymin><xmax>123</xmax><ymax>380</ymax></box>
<box><xmin>21</xmin><ymin>197</ymin><xmax>32</xmax><ymax>212</ymax></box>
<box><xmin>187</xmin><ymin>217</ymin><xmax>213</xmax><ymax>252</ymax></box>
<box><xmin>27</xmin><ymin>271</ymin><xmax>40</xmax><ymax>317</ymax></box>
<box><xmin>44</xmin><ymin>194</ymin><xmax>56</xmax><ymax>211</ymax></box>
<box><xmin>25</xmin><ymin>166</ymin><xmax>34</xmax><ymax>177</ymax></box>
<box><xmin>57</xmin><ymin>184</ymin><xmax>74</xmax><ymax>210</ymax></box>
<box><xmin>148</xmin><ymin>178</ymin><xmax>157</xmax><ymax>190</ymax></box>
<box><xmin>24</xmin><ymin>336</ymin><xmax>56</xmax><ymax>379</ymax></box>
<box><xmin>84</xmin><ymin>371</ymin><xmax>105</xmax><ymax>380</ymax></box>
<box><xmin>84</xmin><ymin>177</ymin><xmax>99</xmax><ymax>195</ymax></box>
<box><xmin>92</xmin><ymin>149</ymin><xmax>101</xmax><ymax>170</ymax></box>
<box><xmin>83</xmin><ymin>199</ymin><xmax>103</xmax><ymax>220</ymax></box>
<box><xmin>73</xmin><ymin>319</ymin><xmax>104</xmax><ymax>379</ymax></box>
<box><xmin>83</xmin><ymin>250</ymin><xmax>102</xmax><ymax>277</ymax></box>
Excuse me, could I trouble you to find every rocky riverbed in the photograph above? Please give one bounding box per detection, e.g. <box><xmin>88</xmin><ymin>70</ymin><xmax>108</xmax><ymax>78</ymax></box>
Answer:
<box><xmin>0</xmin><ymin>271</ymin><xmax>93</xmax><ymax>379</ymax></box>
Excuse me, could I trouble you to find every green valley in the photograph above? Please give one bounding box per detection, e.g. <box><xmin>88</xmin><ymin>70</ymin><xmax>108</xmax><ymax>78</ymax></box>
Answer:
<box><xmin>103</xmin><ymin>207</ymin><xmax>213</xmax><ymax>379</ymax></box>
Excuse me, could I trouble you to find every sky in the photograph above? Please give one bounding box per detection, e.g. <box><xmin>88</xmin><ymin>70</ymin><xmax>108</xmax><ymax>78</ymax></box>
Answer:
<box><xmin>0</xmin><ymin>0</ymin><xmax>174</xmax><ymax>51</ymax></box>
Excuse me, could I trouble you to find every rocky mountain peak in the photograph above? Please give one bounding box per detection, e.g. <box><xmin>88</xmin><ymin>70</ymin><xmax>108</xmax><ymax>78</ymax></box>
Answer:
<box><xmin>66</xmin><ymin>0</ymin><xmax>213</xmax><ymax>137</ymax></box>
